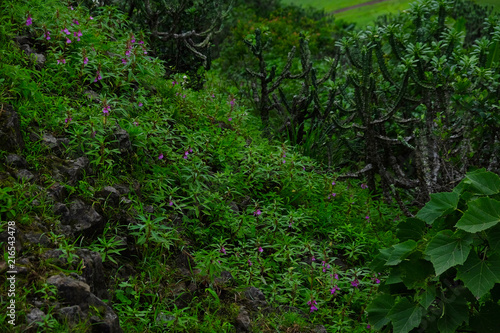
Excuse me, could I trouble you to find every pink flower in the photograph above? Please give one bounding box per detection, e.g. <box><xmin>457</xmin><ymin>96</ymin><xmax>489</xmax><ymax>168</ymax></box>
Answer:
<box><xmin>70</xmin><ymin>6</ymin><xmax>74</xmax><ymax>10</ymax></box>
<box><xmin>189</xmin><ymin>148</ymin><xmax>193</xmax><ymax>153</ymax></box>
<box><xmin>66</xmin><ymin>38</ymin><xmax>72</xmax><ymax>43</ymax></box>
<box><xmin>45</xmin><ymin>31</ymin><xmax>51</xmax><ymax>40</ymax></box>
<box><xmin>90</xmin><ymin>16</ymin><xmax>93</xmax><ymax>20</ymax></box>
<box><xmin>83</xmin><ymin>57</ymin><xmax>88</xmax><ymax>65</ymax></box>
<box><xmin>361</xmin><ymin>183</ymin><xmax>368</xmax><ymax>189</ymax></box>
<box><xmin>253</xmin><ymin>209</ymin><xmax>261</xmax><ymax>216</ymax></box>
<box><xmin>131</xmin><ymin>37</ymin><xmax>135</xmax><ymax>43</ymax></box>
<box><xmin>220</xmin><ymin>247</ymin><xmax>226</xmax><ymax>254</ymax></box>
<box><xmin>283</xmin><ymin>160</ymin><xmax>286</xmax><ymax>164</ymax></box>
<box><xmin>26</xmin><ymin>15</ymin><xmax>32</xmax><ymax>26</ymax></box>
<box><xmin>332</xmin><ymin>181</ymin><xmax>336</xmax><ymax>186</ymax></box>
<box><xmin>158</xmin><ymin>153</ymin><xmax>164</xmax><ymax>160</ymax></box>
<box><xmin>365</xmin><ymin>216</ymin><xmax>370</xmax><ymax>220</ymax></box>
<box><xmin>334</xmin><ymin>273</ymin><xmax>339</xmax><ymax>280</ymax></box>
<box><xmin>143</xmin><ymin>50</ymin><xmax>147</xmax><ymax>54</ymax></box>
<box><xmin>169</xmin><ymin>201</ymin><xmax>173</xmax><ymax>206</ymax></box>
<box><xmin>63</xmin><ymin>28</ymin><xmax>70</xmax><ymax>35</ymax></box>
<box><xmin>57</xmin><ymin>58</ymin><xmax>66</xmax><ymax>65</ymax></box>
<box><xmin>303</xmin><ymin>166</ymin><xmax>306</xmax><ymax>171</ymax></box>
<box><xmin>64</xmin><ymin>117</ymin><xmax>72</xmax><ymax>124</ymax></box>
<box><xmin>122</xmin><ymin>58</ymin><xmax>127</xmax><ymax>64</ymax></box>
<box><xmin>351</xmin><ymin>279</ymin><xmax>359</xmax><ymax>288</ymax></box>
<box><xmin>258</xmin><ymin>246</ymin><xmax>263</xmax><ymax>253</ymax></box>
<box><xmin>311</xmin><ymin>256</ymin><xmax>316</xmax><ymax>261</ymax></box>
<box><xmin>133</xmin><ymin>121</ymin><xmax>139</xmax><ymax>126</ymax></box>
<box><xmin>138</xmin><ymin>102</ymin><xmax>143</xmax><ymax>107</ymax></box>
<box><xmin>330</xmin><ymin>285</ymin><xmax>340</xmax><ymax>294</ymax></box>
<box><xmin>307</xmin><ymin>300</ymin><xmax>318</xmax><ymax>312</ymax></box>
<box><xmin>139</xmin><ymin>40</ymin><xmax>144</xmax><ymax>44</ymax></box>
<box><xmin>228</xmin><ymin>117</ymin><xmax>232</xmax><ymax>121</ymax></box>
<box><xmin>248</xmin><ymin>259</ymin><xmax>252</xmax><ymax>266</ymax></box>
<box><xmin>94</xmin><ymin>71</ymin><xmax>102</xmax><ymax>82</ymax></box>
<box><xmin>73</xmin><ymin>19</ymin><xmax>79</xmax><ymax>25</ymax></box>
<box><xmin>103</xmin><ymin>106</ymin><xmax>110</xmax><ymax>115</ymax></box>
<box><xmin>125</xmin><ymin>50</ymin><xmax>131</xmax><ymax>57</ymax></box>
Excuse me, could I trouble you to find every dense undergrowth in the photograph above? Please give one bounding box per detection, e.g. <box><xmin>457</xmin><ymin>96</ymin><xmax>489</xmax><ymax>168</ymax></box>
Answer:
<box><xmin>1</xmin><ymin>0</ymin><xmax>499</xmax><ymax>332</ymax></box>
<box><xmin>0</xmin><ymin>1</ymin><xmax>401</xmax><ymax>332</ymax></box>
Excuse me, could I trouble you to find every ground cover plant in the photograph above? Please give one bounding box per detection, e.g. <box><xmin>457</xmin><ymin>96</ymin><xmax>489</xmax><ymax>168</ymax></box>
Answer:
<box><xmin>0</xmin><ymin>0</ymin><xmax>499</xmax><ymax>332</ymax></box>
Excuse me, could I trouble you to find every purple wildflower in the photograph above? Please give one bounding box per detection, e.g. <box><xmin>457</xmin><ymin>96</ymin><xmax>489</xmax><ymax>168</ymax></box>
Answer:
<box><xmin>253</xmin><ymin>209</ymin><xmax>261</xmax><ymax>216</ymax></box>
<box><xmin>303</xmin><ymin>166</ymin><xmax>306</xmax><ymax>171</ymax></box>
<box><xmin>143</xmin><ymin>50</ymin><xmax>147</xmax><ymax>54</ymax></box>
<box><xmin>73</xmin><ymin>19</ymin><xmax>79</xmax><ymax>25</ymax></box>
<box><xmin>351</xmin><ymin>279</ymin><xmax>359</xmax><ymax>288</ymax></box>
<box><xmin>66</xmin><ymin>38</ymin><xmax>72</xmax><ymax>43</ymax></box>
<box><xmin>45</xmin><ymin>31</ymin><xmax>51</xmax><ymax>40</ymax></box>
<box><xmin>330</xmin><ymin>285</ymin><xmax>340</xmax><ymax>294</ymax></box>
<box><xmin>63</xmin><ymin>28</ymin><xmax>70</xmax><ymax>35</ymax></box>
<box><xmin>365</xmin><ymin>216</ymin><xmax>370</xmax><ymax>220</ymax></box>
<box><xmin>312</xmin><ymin>256</ymin><xmax>316</xmax><ymax>261</ymax></box>
<box><xmin>133</xmin><ymin>121</ymin><xmax>139</xmax><ymax>126</ymax></box>
<box><xmin>332</xmin><ymin>181</ymin><xmax>336</xmax><ymax>186</ymax></box>
<box><xmin>228</xmin><ymin>117</ymin><xmax>232</xmax><ymax>121</ymax></box>
<box><xmin>307</xmin><ymin>300</ymin><xmax>318</xmax><ymax>312</ymax></box>
<box><xmin>83</xmin><ymin>57</ymin><xmax>88</xmax><ymax>65</ymax></box>
<box><xmin>125</xmin><ymin>50</ymin><xmax>131</xmax><ymax>57</ymax></box>
<box><xmin>258</xmin><ymin>246</ymin><xmax>263</xmax><ymax>253</ymax></box>
<box><xmin>91</xmin><ymin>131</ymin><xmax>96</xmax><ymax>138</ymax></box>
<box><xmin>90</xmin><ymin>16</ymin><xmax>93</xmax><ymax>20</ymax></box>
<box><xmin>189</xmin><ymin>148</ymin><xmax>193</xmax><ymax>153</ymax></box>
<box><xmin>248</xmin><ymin>260</ymin><xmax>252</xmax><ymax>266</ymax></box>
<box><xmin>131</xmin><ymin>37</ymin><xmax>135</xmax><ymax>43</ymax></box>
<box><xmin>64</xmin><ymin>117</ymin><xmax>72</xmax><ymax>124</ymax></box>
<box><xmin>220</xmin><ymin>247</ymin><xmax>226</xmax><ymax>255</ymax></box>
<box><xmin>139</xmin><ymin>40</ymin><xmax>144</xmax><ymax>44</ymax></box>
<box><xmin>361</xmin><ymin>183</ymin><xmax>368</xmax><ymax>189</ymax></box>
<box><xmin>122</xmin><ymin>58</ymin><xmax>127</xmax><ymax>64</ymax></box>
<box><xmin>334</xmin><ymin>273</ymin><xmax>339</xmax><ymax>280</ymax></box>
<box><xmin>26</xmin><ymin>15</ymin><xmax>32</xmax><ymax>26</ymax></box>
<box><xmin>138</xmin><ymin>102</ymin><xmax>143</xmax><ymax>107</ymax></box>
<box><xmin>102</xmin><ymin>106</ymin><xmax>110</xmax><ymax>115</ymax></box>
<box><xmin>158</xmin><ymin>153</ymin><xmax>164</xmax><ymax>160</ymax></box>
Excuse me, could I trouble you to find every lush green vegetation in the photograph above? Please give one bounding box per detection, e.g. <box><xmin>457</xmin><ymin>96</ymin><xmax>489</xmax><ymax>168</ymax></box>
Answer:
<box><xmin>1</xmin><ymin>0</ymin><xmax>500</xmax><ymax>332</ymax></box>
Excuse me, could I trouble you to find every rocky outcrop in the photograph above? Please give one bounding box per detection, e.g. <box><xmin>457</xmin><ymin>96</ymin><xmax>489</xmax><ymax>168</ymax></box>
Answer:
<box><xmin>47</xmin><ymin>274</ymin><xmax>122</xmax><ymax>333</ymax></box>
<box><xmin>0</xmin><ymin>105</ymin><xmax>25</xmax><ymax>153</ymax></box>
<box><xmin>53</xmin><ymin>199</ymin><xmax>104</xmax><ymax>236</ymax></box>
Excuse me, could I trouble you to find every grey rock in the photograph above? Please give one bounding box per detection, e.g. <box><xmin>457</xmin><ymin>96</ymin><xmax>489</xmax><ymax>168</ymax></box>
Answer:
<box><xmin>47</xmin><ymin>183</ymin><xmax>68</xmax><ymax>202</ymax></box>
<box><xmin>48</xmin><ymin>156</ymin><xmax>89</xmax><ymax>185</ymax></box>
<box><xmin>235</xmin><ymin>307</ymin><xmax>251</xmax><ymax>332</ymax></box>
<box><xmin>144</xmin><ymin>205</ymin><xmax>154</xmax><ymax>214</ymax></box>
<box><xmin>42</xmin><ymin>134</ymin><xmax>69</xmax><ymax>155</ymax></box>
<box><xmin>14</xmin><ymin>35</ymin><xmax>31</xmax><ymax>45</ymax></box>
<box><xmin>314</xmin><ymin>325</ymin><xmax>328</xmax><ymax>333</ymax></box>
<box><xmin>96</xmin><ymin>186</ymin><xmax>120</xmax><ymax>205</ymax></box>
<box><xmin>15</xmin><ymin>169</ymin><xmax>34</xmax><ymax>182</ymax></box>
<box><xmin>112</xmin><ymin>128</ymin><xmax>131</xmax><ymax>154</ymax></box>
<box><xmin>26</xmin><ymin>308</ymin><xmax>46</xmax><ymax>325</ymax></box>
<box><xmin>23</xmin><ymin>232</ymin><xmax>51</xmax><ymax>247</ymax></box>
<box><xmin>0</xmin><ymin>104</ymin><xmax>25</xmax><ymax>153</ymax></box>
<box><xmin>5</xmin><ymin>154</ymin><xmax>27</xmax><ymax>168</ymax></box>
<box><xmin>31</xmin><ymin>52</ymin><xmax>46</xmax><ymax>67</ymax></box>
<box><xmin>215</xmin><ymin>270</ymin><xmax>234</xmax><ymax>286</ymax></box>
<box><xmin>245</xmin><ymin>286</ymin><xmax>267</xmax><ymax>310</ymax></box>
<box><xmin>47</xmin><ymin>274</ymin><xmax>122</xmax><ymax>333</ymax></box>
<box><xmin>57</xmin><ymin>199</ymin><xmax>103</xmax><ymax>236</ymax></box>
<box><xmin>47</xmin><ymin>274</ymin><xmax>91</xmax><ymax>308</ymax></box>
<box><xmin>75</xmin><ymin>249</ymin><xmax>108</xmax><ymax>299</ymax></box>
<box><xmin>113</xmin><ymin>184</ymin><xmax>130</xmax><ymax>195</ymax></box>
<box><xmin>156</xmin><ymin>312</ymin><xmax>175</xmax><ymax>327</ymax></box>
<box><xmin>84</xmin><ymin>90</ymin><xmax>100</xmax><ymax>102</ymax></box>
<box><xmin>58</xmin><ymin>305</ymin><xmax>84</xmax><ymax>324</ymax></box>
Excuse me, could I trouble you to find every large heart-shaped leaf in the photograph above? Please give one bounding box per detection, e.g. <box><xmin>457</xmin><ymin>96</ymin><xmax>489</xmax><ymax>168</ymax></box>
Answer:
<box><xmin>367</xmin><ymin>294</ymin><xmax>395</xmax><ymax>330</ymax></box>
<box><xmin>437</xmin><ymin>293</ymin><xmax>468</xmax><ymax>333</ymax></box>
<box><xmin>456</xmin><ymin>197</ymin><xmax>500</xmax><ymax>233</ymax></box>
<box><xmin>465</xmin><ymin>169</ymin><xmax>500</xmax><ymax>195</ymax></box>
<box><xmin>397</xmin><ymin>218</ymin><xmax>426</xmax><ymax>242</ymax></box>
<box><xmin>416</xmin><ymin>192</ymin><xmax>459</xmax><ymax>225</ymax></box>
<box><xmin>387</xmin><ymin>298</ymin><xmax>423</xmax><ymax>333</ymax></box>
<box><xmin>487</xmin><ymin>224</ymin><xmax>500</xmax><ymax>252</ymax></box>
<box><xmin>386</xmin><ymin>240</ymin><xmax>417</xmax><ymax>266</ymax></box>
<box><xmin>424</xmin><ymin>230</ymin><xmax>472</xmax><ymax>275</ymax></box>
<box><xmin>457</xmin><ymin>252</ymin><xmax>500</xmax><ymax>298</ymax></box>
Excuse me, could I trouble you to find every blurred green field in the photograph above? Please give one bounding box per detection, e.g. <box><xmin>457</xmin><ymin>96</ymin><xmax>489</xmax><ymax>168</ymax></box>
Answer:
<box><xmin>281</xmin><ymin>0</ymin><xmax>500</xmax><ymax>27</ymax></box>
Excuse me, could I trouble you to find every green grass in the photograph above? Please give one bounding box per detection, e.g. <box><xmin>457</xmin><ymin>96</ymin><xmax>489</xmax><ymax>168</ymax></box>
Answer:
<box><xmin>281</xmin><ymin>0</ymin><xmax>500</xmax><ymax>27</ymax></box>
